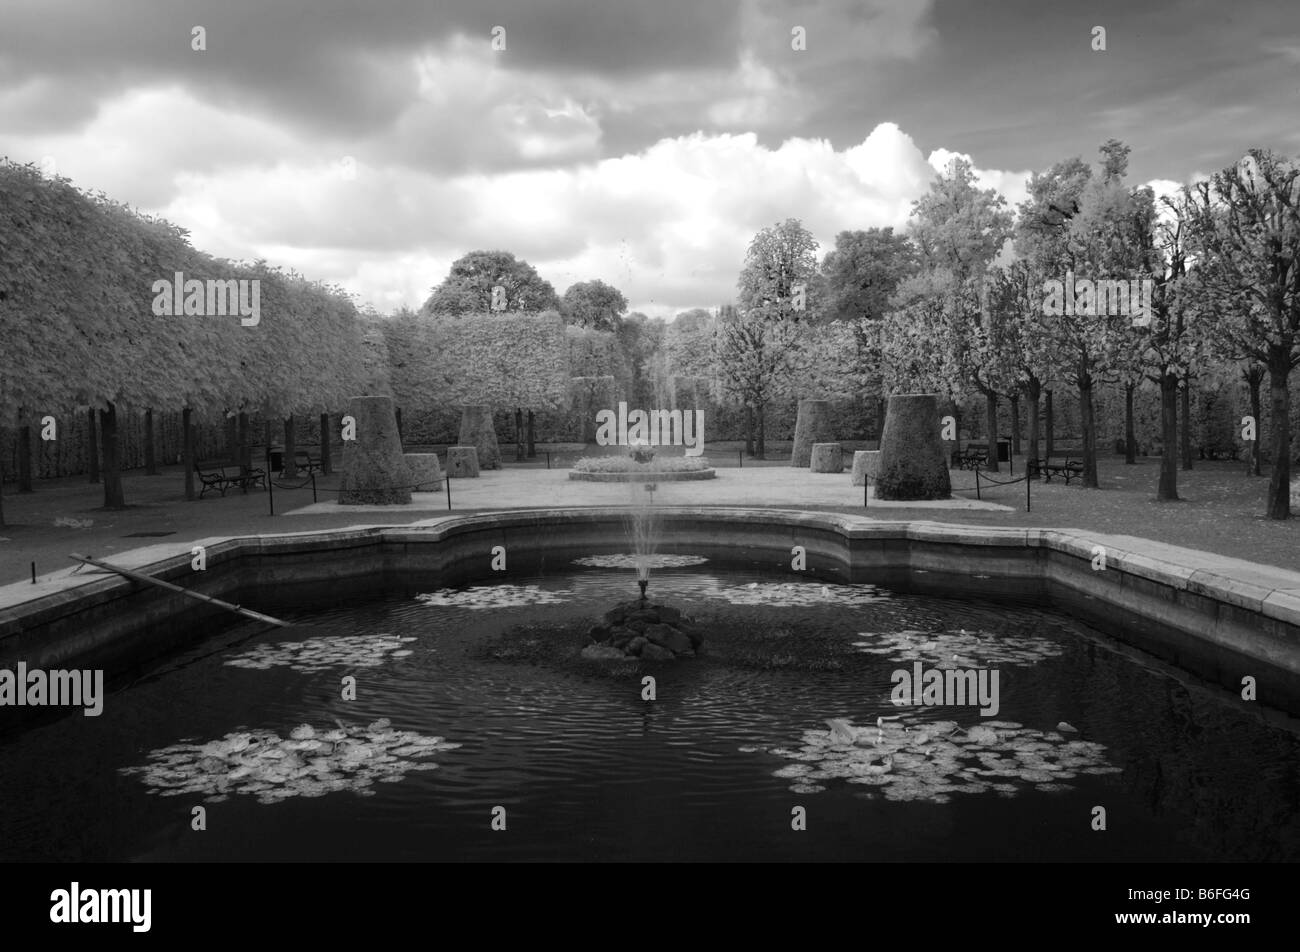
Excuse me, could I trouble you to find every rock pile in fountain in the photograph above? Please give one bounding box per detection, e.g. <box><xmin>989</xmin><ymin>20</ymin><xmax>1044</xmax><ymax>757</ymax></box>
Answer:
<box><xmin>582</xmin><ymin>601</ymin><xmax>704</xmax><ymax>660</ymax></box>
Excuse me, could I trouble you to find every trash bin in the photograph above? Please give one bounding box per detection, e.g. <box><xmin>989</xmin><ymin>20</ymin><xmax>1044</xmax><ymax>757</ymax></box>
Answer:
<box><xmin>996</xmin><ymin>438</ymin><xmax>1011</xmax><ymax>462</ymax></box>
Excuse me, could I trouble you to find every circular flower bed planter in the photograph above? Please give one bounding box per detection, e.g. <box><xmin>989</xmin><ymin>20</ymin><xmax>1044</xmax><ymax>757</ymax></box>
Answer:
<box><xmin>568</xmin><ymin>452</ymin><xmax>716</xmax><ymax>482</ymax></box>
<box><xmin>568</xmin><ymin>468</ymin><xmax>716</xmax><ymax>482</ymax></box>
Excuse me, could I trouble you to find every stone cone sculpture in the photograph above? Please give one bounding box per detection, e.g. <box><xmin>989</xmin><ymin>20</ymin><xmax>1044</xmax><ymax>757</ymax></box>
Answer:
<box><xmin>338</xmin><ymin>395</ymin><xmax>413</xmax><ymax>505</ymax></box>
<box><xmin>459</xmin><ymin>405</ymin><xmax>502</xmax><ymax>470</ymax></box>
<box><xmin>791</xmin><ymin>399</ymin><xmax>835</xmax><ymax>467</ymax></box>
<box><xmin>874</xmin><ymin>393</ymin><xmax>951</xmax><ymax>500</ymax></box>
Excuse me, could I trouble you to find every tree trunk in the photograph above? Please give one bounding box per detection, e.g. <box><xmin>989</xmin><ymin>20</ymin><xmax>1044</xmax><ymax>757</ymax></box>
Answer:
<box><xmin>17</xmin><ymin>423</ymin><xmax>33</xmax><ymax>492</ymax></box>
<box><xmin>1010</xmin><ymin>395</ymin><xmax>1021</xmax><ymax>457</ymax></box>
<box><xmin>100</xmin><ymin>403</ymin><xmax>126</xmax><ymax>508</ymax></box>
<box><xmin>1180</xmin><ymin>380</ymin><xmax>1193</xmax><ymax>471</ymax></box>
<box><xmin>183</xmin><ymin>407</ymin><xmax>196</xmax><ymax>501</ymax></box>
<box><xmin>1266</xmin><ymin>351</ymin><xmax>1292</xmax><ymax>519</ymax></box>
<box><xmin>1245</xmin><ymin>366</ymin><xmax>1263</xmax><ymax>476</ymax></box>
<box><xmin>144</xmin><ymin>408</ymin><xmax>158</xmax><ymax>475</ymax></box>
<box><xmin>755</xmin><ymin>402</ymin><xmax>766</xmax><ymax>459</ymax></box>
<box><xmin>1025</xmin><ymin>378</ymin><xmax>1041</xmax><ymax>463</ymax></box>
<box><xmin>1044</xmin><ymin>389</ymin><xmax>1055</xmax><ymax>458</ymax></box>
<box><xmin>1158</xmin><ymin>373</ymin><xmax>1179</xmax><ymax>501</ymax></box>
<box><xmin>526</xmin><ymin>410</ymin><xmax>537</xmax><ymax>458</ymax></box>
<box><xmin>238</xmin><ymin>412</ymin><xmax>253</xmax><ymax>476</ymax></box>
<box><xmin>1078</xmin><ymin>368</ymin><xmax>1099</xmax><ymax>488</ymax></box>
<box><xmin>88</xmin><ymin>407</ymin><xmax>100</xmax><ymax>483</ymax></box>
<box><xmin>983</xmin><ymin>389</ymin><xmax>1000</xmax><ymax>472</ymax></box>
<box><xmin>283</xmin><ymin>415</ymin><xmax>299</xmax><ymax>478</ymax></box>
<box><xmin>224</xmin><ymin>414</ymin><xmax>237</xmax><ymax>462</ymax></box>
<box><xmin>744</xmin><ymin>404</ymin><xmax>755</xmax><ymax>457</ymax></box>
<box><xmin>395</xmin><ymin>407</ymin><xmax>404</xmax><ymax>449</ymax></box>
<box><xmin>1124</xmin><ymin>383</ymin><xmax>1137</xmax><ymax>464</ymax></box>
<box><xmin>514</xmin><ymin>407</ymin><xmax>525</xmax><ymax>462</ymax></box>
<box><xmin>320</xmin><ymin>412</ymin><xmax>332</xmax><ymax>475</ymax></box>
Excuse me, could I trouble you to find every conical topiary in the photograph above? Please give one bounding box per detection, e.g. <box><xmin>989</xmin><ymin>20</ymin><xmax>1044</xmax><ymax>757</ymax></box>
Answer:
<box><xmin>791</xmin><ymin>399</ymin><xmax>835</xmax><ymax>467</ymax></box>
<box><xmin>875</xmin><ymin>393</ymin><xmax>951</xmax><ymax>500</ymax></box>
<box><xmin>459</xmin><ymin>405</ymin><xmax>501</xmax><ymax>470</ymax></box>
<box><xmin>338</xmin><ymin>395</ymin><xmax>414</xmax><ymax>505</ymax></box>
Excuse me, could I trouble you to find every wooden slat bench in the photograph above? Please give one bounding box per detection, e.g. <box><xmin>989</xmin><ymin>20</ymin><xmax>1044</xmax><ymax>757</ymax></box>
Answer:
<box><xmin>195</xmin><ymin>461</ymin><xmax>267</xmax><ymax>498</ymax></box>
<box><xmin>1029</xmin><ymin>457</ymin><xmax>1084</xmax><ymax>484</ymax></box>
<box><xmin>951</xmin><ymin>444</ymin><xmax>990</xmax><ymax>470</ymax></box>
<box><xmin>283</xmin><ymin>450</ymin><xmax>321</xmax><ymax>475</ymax></box>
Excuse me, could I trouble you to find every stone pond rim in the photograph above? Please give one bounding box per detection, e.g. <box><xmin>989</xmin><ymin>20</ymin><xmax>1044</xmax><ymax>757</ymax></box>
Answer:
<box><xmin>4</xmin><ymin>507</ymin><xmax>1300</xmax><ymax>716</ymax></box>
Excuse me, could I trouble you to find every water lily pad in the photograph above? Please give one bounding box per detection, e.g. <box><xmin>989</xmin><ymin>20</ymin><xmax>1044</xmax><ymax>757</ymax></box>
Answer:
<box><xmin>416</xmin><ymin>584</ymin><xmax>571</xmax><ymax>610</ymax></box>
<box><xmin>120</xmin><ymin>720</ymin><xmax>459</xmax><ymax>805</ymax></box>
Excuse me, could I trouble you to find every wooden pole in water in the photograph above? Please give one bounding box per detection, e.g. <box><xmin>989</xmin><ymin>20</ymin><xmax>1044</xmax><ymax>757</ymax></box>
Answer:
<box><xmin>68</xmin><ymin>553</ymin><xmax>290</xmax><ymax>627</ymax></box>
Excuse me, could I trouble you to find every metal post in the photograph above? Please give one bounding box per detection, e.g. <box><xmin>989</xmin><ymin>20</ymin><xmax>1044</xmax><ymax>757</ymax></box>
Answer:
<box><xmin>975</xmin><ymin>468</ymin><xmax>981</xmax><ymax>500</ymax></box>
<box><xmin>546</xmin><ymin>452</ymin><xmax>551</xmax><ymax>470</ymax></box>
<box><xmin>864</xmin><ymin>475</ymin><xmax>869</xmax><ymax>507</ymax></box>
<box><xmin>268</xmin><ymin>472</ymin><xmax>275</xmax><ymax>515</ymax></box>
<box><xmin>311</xmin><ymin>473</ymin><xmax>317</xmax><ymax>503</ymax></box>
<box><xmin>739</xmin><ymin>450</ymin><xmax>743</xmax><ymax>468</ymax></box>
<box><xmin>1026</xmin><ymin>468</ymin><xmax>1031</xmax><ymax>512</ymax></box>
<box><xmin>31</xmin><ymin>561</ymin><xmax>36</xmax><ymax>584</ymax></box>
<box><xmin>446</xmin><ymin>477</ymin><xmax>452</xmax><ymax>510</ymax></box>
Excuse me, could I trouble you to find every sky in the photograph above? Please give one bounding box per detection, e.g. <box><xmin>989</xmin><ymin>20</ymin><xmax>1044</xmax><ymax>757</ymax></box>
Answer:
<box><xmin>2</xmin><ymin>0</ymin><xmax>1298</xmax><ymax>321</ymax></box>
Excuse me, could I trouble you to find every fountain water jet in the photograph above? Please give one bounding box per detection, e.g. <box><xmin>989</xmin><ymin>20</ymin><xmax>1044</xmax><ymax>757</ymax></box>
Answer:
<box><xmin>579</xmin><ymin>439</ymin><xmax>703</xmax><ymax>660</ymax></box>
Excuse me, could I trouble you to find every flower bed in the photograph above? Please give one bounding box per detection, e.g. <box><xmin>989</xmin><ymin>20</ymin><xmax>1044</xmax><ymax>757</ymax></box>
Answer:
<box><xmin>568</xmin><ymin>455</ymin><xmax>716</xmax><ymax>482</ymax></box>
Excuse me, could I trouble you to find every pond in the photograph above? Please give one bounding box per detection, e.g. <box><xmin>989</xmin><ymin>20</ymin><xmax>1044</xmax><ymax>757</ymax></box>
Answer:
<box><xmin>2</xmin><ymin>559</ymin><xmax>1296</xmax><ymax>862</ymax></box>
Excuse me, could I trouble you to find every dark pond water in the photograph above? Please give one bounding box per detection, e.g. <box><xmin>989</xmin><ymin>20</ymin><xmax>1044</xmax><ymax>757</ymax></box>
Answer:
<box><xmin>2</xmin><ymin>559</ymin><xmax>1297</xmax><ymax>862</ymax></box>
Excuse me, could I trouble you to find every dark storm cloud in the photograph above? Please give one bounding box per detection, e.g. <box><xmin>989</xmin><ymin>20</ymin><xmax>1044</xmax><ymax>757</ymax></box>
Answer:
<box><xmin>0</xmin><ymin>0</ymin><xmax>740</xmax><ymax>136</ymax></box>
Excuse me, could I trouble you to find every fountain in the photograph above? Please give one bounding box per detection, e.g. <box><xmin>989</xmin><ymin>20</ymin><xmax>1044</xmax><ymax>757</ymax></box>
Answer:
<box><xmin>580</xmin><ymin>439</ymin><xmax>703</xmax><ymax>660</ymax></box>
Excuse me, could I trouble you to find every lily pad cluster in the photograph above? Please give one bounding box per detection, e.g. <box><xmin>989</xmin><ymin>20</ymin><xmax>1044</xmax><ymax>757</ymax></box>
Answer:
<box><xmin>416</xmin><ymin>584</ymin><xmax>572</xmax><ymax>609</ymax></box>
<box><xmin>745</xmin><ymin>716</ymin><xmax>1121</xmax><ymax>802</ymax></box>
<box><xmin>225</xmin><ymin>634</ymin><xmax>417</xmax><ymax>674</ymax></box>
<box><xmin>120</xmin><ymin>719</ymin><xmax>461</xmax><ymax>805</ymax></box>
<box><xmin>851</xmin><ymin>629</ymin><xmax>1064</xmax><ymax>668</ymax></box>
<box><xmin>709</xmin><ymin>581</ymin><xmax>892</xmax><ymax>607</ymax></box>
<box><xmin>572</xmin><ymin>553</ymin><xmax>709</xmax><ymax>569</ymax></box>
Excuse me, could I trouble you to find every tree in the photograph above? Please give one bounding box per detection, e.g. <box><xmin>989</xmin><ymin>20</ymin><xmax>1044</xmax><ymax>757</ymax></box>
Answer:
<box><xmin>1185</xmin><ymin>149</ymin><xmax>1300</xmax><ymax>518</ymax></box>
<box><xmin>422</xmin><ymin>250</ymin><xmax>560</xmax><ymax>316</ymax></box>
<box><xmin>1128</xmin><ymin>189</ymin><xmax>1203</xmax><ymax>500</ymax></box>
<box><xmin>561</xmin><ymin>279</ymin><xmax>628</xmax><ymax>331</ymax></box>
<box><xmin>820</xmin><ymin>228</ymin><xmax>919</xmax><ymax>435</ymax></box>
<box><xmin>724</xmin><ymin>219</ymin><xmax>822</xmax><ymax>456</ymax></box>
<box><xmin>1017</xmin><ymin>143</ymin><xmax>1140</xmax><ymax>487</ymax></box>
<box><xmin>738</xmin><ymin>218</ymin><xmax>822</xmax><ymax>322</ymax></box>
<box><xmin>906</xmin><ymin>157</ymin><xmax>1014</xmax><ymax>469</ymax></box>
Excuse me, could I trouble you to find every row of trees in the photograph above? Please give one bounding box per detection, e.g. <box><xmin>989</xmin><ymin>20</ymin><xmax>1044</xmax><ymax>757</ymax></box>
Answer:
<box><xmin>0</xmin><ymin>159</ymin><xmax>367</xmax><ymax>520</ymax></box>
<box><xmin>653</xmin><ymin>142</ymin><xmax>1299</xmax><ymax>519</ymax></box>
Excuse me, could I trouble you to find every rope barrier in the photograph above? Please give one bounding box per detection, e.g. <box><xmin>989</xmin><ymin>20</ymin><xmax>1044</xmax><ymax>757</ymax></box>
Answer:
<box><xmin>971</xmin><ymin>464</ymin><xmax>1033</xmax><ymax>511</ymax></box>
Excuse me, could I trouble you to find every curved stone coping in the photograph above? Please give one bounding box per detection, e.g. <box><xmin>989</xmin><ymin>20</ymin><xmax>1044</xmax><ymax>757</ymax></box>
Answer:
<box><xmin>5</xmin><ymin>508</ymin><xmax>1300</xmax><ymax>621</ymax></box>
<box><xmin>566</xmin><ymin>469</ymin><xmax>717</xmax><ymax>482</ymax></box>
<box><xmin>4</xmin><ymin>507</ymin><xmax>1300</xmax><ymax>711</ymax></box>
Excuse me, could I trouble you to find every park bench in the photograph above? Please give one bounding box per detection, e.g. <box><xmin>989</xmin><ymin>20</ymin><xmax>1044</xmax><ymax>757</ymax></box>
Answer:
<box><xmin>289</xmin><ymin>449</ymin><xmax>321</xmax><ymax>475</ymax></box>
<box><xmin>195</xmin><ymin>460</ymin><xmax>267</xmax><ymax>498</ymax></box>
<box><xmin>1029</xmin><ymin>457</ymin><xmax>1084</xmax><ymax>484</ymax></box>
<box><xmin>951</xmin><ymin>444</ymin><xmax>989</xmax><ymax>470</ymax></box>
